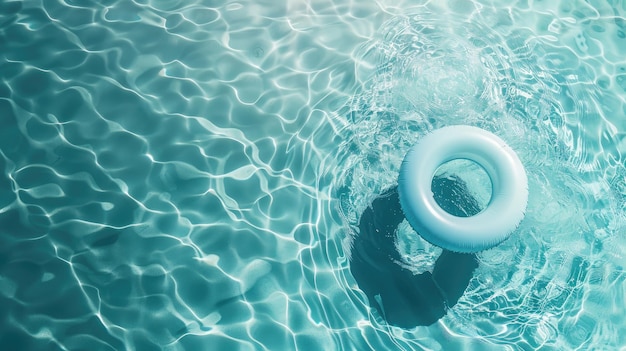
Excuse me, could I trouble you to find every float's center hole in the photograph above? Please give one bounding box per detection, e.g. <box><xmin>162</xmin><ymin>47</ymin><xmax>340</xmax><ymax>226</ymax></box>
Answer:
<box><xmin>431</xmin><ymin>159</ymin><xmax>493</xmax><ymax>217</ymax></box>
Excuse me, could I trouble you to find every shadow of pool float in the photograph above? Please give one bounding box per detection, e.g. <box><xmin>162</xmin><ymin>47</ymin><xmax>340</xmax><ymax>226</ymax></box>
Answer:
<box><xmin>350</xmin><ymin>179</ymin><xmax>480</xmax><ymax>328</ymax></box>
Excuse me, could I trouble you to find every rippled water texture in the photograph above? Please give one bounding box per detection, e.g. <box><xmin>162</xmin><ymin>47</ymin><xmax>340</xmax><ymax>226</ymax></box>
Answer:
<box><xmin>1</xmin><ymin>0</ymin><xmax>625</xmax><ymax>350</ymax></box>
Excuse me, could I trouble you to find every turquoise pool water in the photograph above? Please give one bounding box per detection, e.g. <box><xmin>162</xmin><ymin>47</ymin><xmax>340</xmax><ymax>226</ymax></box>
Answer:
<box><xmin>1</xmin><ymin>0</ymin><xmax>625</xmax><ymax>350</ymax></box>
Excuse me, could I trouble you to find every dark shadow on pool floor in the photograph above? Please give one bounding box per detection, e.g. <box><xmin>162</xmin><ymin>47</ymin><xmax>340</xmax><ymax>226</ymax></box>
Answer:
<box><xmin>350</xmin><ymin>178</ymin><xmax>480</xmax><ymax>328</ymax></box>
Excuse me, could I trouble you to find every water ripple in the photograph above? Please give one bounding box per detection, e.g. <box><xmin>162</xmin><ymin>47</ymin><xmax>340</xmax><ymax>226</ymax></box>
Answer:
<box><xmin>331</xmin><ymin>3</ymin><xmax>626</xmax><ymax>350</ymax></box>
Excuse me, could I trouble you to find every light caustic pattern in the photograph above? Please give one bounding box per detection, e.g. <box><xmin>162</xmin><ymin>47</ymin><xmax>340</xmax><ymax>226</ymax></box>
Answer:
<box><xmin>0</xmin><ymin>0</ymin><xmax>625</xmax><ymax>350</ymax></box>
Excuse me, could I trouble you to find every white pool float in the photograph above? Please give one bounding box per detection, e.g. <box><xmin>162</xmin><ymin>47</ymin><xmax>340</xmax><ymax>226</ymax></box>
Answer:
<box><xmin>398</xmin><ymin>125</ymin><xmax>528</xmax><ymax>253</ymax></box>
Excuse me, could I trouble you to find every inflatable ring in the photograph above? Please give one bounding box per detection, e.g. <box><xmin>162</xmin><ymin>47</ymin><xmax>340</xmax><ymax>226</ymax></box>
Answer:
<box><xmin>398</xmin><ymin>125</ymin><xmax>528</xmax><ymax>253</ymax></box>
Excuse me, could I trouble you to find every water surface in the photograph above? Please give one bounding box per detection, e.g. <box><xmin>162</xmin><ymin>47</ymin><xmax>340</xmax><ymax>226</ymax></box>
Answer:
<box><xmin>1</xmin><ymin>0</ymin><xmax>625</xmax><ymax>350</ymax></box>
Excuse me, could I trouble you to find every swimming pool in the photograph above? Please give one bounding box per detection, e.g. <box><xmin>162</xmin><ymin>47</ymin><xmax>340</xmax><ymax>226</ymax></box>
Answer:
<box><xmin>0</xmin><ymin>0</ymin><xmax>624</xmax><ymax>350</ymax></box>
